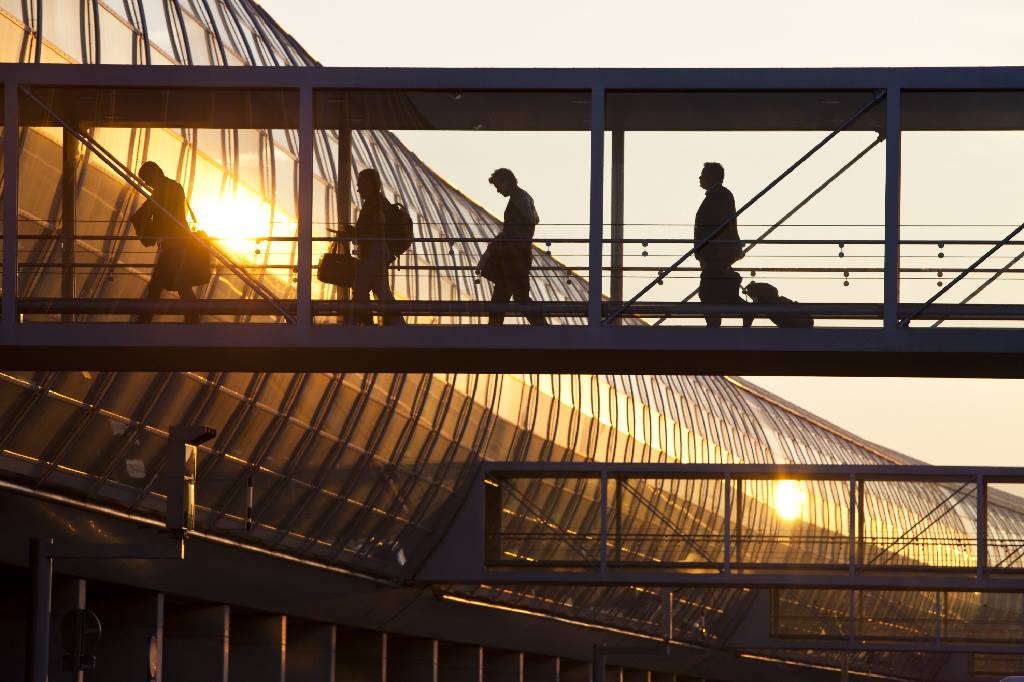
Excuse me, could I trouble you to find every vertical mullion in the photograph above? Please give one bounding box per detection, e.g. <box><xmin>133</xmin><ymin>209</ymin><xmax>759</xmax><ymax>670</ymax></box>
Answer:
<box><xmin>588</xmin><ymin>87</ymin><xmax>605</xmax><ymax>327</ymax></box>
<box><xmin>4</xmin><ymin>81</ymin><xmax>19</xmax><ymax>332</ymax></box>
<box><xmin>296</xmin><ymin>84</ymin><xmax>313</xmax><ymax>327</ymax></box>
<box><xmin>883</xmin><ymin>87</ymin><xmax>901</xmax><ymax>328</ymax></box>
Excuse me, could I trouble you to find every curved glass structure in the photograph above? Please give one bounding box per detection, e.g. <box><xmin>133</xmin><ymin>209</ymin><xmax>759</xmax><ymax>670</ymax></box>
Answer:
<box><xmin>1</xmin><ymin>3</ymin><xmax>1023</xmax><ymax>680</ymax></box>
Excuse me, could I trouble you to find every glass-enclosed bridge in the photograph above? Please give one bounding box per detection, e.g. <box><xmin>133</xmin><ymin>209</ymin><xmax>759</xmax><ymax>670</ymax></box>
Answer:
<box><xmin>1</xmin><ymin>2</ymin><xmax>1023</xmax><ymax>682</ymax></box>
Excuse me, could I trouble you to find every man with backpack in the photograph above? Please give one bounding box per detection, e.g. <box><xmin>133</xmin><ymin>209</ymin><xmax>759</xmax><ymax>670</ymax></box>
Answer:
<box><xmin>478</xmin><ymin>168</ymin><xmax>547</xmax><ymax>326</ymax></box>
<box><xmin>345</xmin><ymin>168</ymin><xmax>408</xmax><ymax>326</ymax></box>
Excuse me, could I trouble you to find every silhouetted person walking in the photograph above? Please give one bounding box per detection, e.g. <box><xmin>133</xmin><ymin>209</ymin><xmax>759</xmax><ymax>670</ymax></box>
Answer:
<box><xmin>694</xmin><ymin>162</ymin><xmax>749</xmax><ymax>328</ymax></box>
<box><xmin>130</xmin><ymin>161</ymin><xmax>200</xmax><ymax>323</ymax></box>
<box><xmin>347</xmin><ymin>168</ymin><xmax>404</xmax><ymax>326</ymax></box>
<box><xmin>480</xmin><ymin>168</ymin><xmax>546</xmax><ymax>326</ymax></box>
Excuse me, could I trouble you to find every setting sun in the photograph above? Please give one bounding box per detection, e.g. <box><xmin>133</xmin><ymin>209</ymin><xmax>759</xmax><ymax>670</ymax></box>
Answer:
<box><xmin>773</xmin><ymin>480</ymin><xmax>806</xmax><ymax>521</ymax></box>
<box><xmin>189</xmin><ymin>189</ymin><xmax>276</xmax><ymax>259</ymax></box>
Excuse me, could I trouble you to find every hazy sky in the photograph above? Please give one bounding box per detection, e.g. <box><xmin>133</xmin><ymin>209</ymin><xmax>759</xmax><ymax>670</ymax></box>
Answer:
<box><xmin>257</xmin><ymin>0</ymin><xmax>1024</xmax><ymax>468</ymax></box>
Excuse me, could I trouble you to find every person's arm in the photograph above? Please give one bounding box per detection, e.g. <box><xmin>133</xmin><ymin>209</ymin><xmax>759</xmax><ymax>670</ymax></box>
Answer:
<box><xmin>130</xmin><ymin>196</ymin><xmax>155</xmax><ymax>232</ymax></box>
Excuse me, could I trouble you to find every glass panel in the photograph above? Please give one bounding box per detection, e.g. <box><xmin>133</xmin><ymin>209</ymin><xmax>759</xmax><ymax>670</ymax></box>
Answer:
<box><xmin>97</xmin><ymin>5</ymin><xmax>137</xmax><ymax>65</ymax></box>
<box><xmin>42</xmin><ymin>0</ymin><xmax>82</xmax><ymax>62</ymax></box>
<box><xmin>98</xmin><ymin>0</ymin><xmax>135</xmax><ymax>26</ymax></box>
<box><xmin>0</xmin><ymin>11</ymin><xmax>25</xmax><ymax>62</ymax></box>
<box><xmin>139</xmin><ymin>0</ymin><xmax>176</xmax><ymax>58</ymax></box>
<box><xmin>181</xmin><ymin>12</ymin><xmax>211</xmax><ymax>65</ymax></box>
<box><xmin>208</xmin><ymin>0</ymin><xmax>248</xmax><ymax>62</ymax></box>
<box><xmin>0</xmin><ymin>0</ymin><xmax>26</xmax><ymax>23</ymax></box>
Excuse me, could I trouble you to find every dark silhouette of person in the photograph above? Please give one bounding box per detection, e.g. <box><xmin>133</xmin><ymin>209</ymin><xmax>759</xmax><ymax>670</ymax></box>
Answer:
<box><xmin>130</xmin><ymin>161</ymin><xmax>199</xmax><ymax>323</ymax></box>
<box><xmin>347</xmin><ymin>168</ymin><xmax>404</xmax><ymax>326</ymax></box>
<box><xmin>483</xmin><ymin>168</ymin><xmax>546</xmax><ymax>326</ymax></box>
<box><xmin>694</xmin><ymin>162</ymin><xmax>749</xmax><ymax>328</ymax></box>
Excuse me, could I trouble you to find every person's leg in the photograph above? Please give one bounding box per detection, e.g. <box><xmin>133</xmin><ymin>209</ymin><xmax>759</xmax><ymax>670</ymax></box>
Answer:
<box><xmin>489</xmin><ymin>281</ymin><xmax>511</xmax><ymax>325</ymax></box>
<box><xmin>511</xmin><ymin>279</ymin><xmax>547</xmax><ymax>326</ymax></box>
<box><xmin>351</xmin><ymin>258</ymin><xmax>374</xmax><ymax>325</ymax></box>
<box><xmin>136</xmin><ymin>280</ymin><xmax>162</xmax><ymax>324</ymax></box>
<box><xmin>722</xmin><ymin>269</ymin><xmax>752</xmax><ymax>327</ymax></box>
<box><xmin>176</xmin><ymin>286</ymin><xmax>199</xmax><ymax>324</ymax></box>
<box><xmin>369</xmin><ymin>259</ymin><xmax>405</xmax><ymax>326</ymax></box>
<box><xmin>698</xmin><ymin>270</ymin><xmax>721</xmax><ymax>328</ymax></box>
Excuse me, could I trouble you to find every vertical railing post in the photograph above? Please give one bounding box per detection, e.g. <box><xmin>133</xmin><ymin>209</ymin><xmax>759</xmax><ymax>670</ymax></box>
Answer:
<box><xmin>26</xmin><ymin>538</ymin><xmax>53</xmax><ymax>682</ymax></box>
<box><xmin>848</xmin><ymin>474</ymin><xmax>857</xmax><ymax>574</ymax></box>
<box><xmin>722</xmin><ymin>473</ymin><xmax>732</xmax><ymax>573</ymax></box>
<box><xmin>336</xmin><ymin>124</ymin><xmax>353</xmax><ymax>320</ymax></box>
<box><xmin>588</xmin><ymin>87</ymin><xmax>605</xmax><ymax>327</ymax></box>
<box><xmin>599</xmin><ymin>469</ymin><xmax>608</xmax><ymax>573</ymax></box>
<box><xmin>61</xmin><ymin>126</ymin><xmax>78</xmax><ymax>321</ymax></box>
<box><xmin>977</xmin><ymin>474</ymin><xmax>987</xmax><ymax>579</ymax></box>
<box><xmin>857</xmin><ymin>479</ymin><xmax>865</xmax><ymax>566</ymax></box>
<box><xmin>4</xmin><ymin>79</ymin><xmax>20</xmax><ymax>332</ymax></box>
<box><xmin>735</xmin><ymin>478</ymin><xmax>744</xmax><ymax>568</ymax></box>
<box><xmin>296</xmin><ymin>84</ymin><xmax>314</xmax><ymax>328</ymax></box>
<box><xmin>609</xmin><ymin>128</ymin><xmax>624</xmax><ymax>319</ymax></box>
<box><xmin>613</xmin><ymin>474</ymin><xmax>622</xmax><ymax>562</ymax></box>
<box><xmin>883</xmin><ymin>87</ymin><xmax>901</xmax><ymax>329</ymax></box>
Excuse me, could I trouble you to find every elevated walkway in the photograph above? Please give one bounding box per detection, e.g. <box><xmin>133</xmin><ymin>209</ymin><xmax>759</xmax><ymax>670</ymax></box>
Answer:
<box><xmin>6</xmin><ymin>64</ymin><xmax>1024</xmax><ymax>375</ymax></box>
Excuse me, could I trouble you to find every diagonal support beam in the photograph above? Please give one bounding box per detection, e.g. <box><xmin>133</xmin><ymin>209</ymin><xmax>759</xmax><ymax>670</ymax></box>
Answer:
<box><xmin>901</xmin><ymin>219</ymin><xmax>1024</xmax><ymax>326</ymax></box>
<box><xmin>605</xmin><ymin>90</ymin><xmax>885</xmax><ymax>325</ymax></box>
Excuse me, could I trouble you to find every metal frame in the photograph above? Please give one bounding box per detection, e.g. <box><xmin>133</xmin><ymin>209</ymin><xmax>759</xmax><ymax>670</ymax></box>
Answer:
<box><xmin>413</xmin><ymin>462</ymin><xmax>1024</xmax><ymax>591</ymax></box>
<box><xmin>7</xmin><ymin>65</ymin><xmax>1024</xmax><ymax>374</ymax></box>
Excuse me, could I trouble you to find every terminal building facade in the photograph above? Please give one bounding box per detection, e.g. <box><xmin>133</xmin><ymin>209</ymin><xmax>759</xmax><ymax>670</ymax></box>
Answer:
<box><xmin>0</xmin><ymin>2</ymin><xmax>1022</xmax><ymax>681</ymax></box>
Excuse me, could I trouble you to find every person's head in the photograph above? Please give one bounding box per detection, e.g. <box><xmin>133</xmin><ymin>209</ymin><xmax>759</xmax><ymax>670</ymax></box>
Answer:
<box><xmin>488</xmin><ymin>168</ymin><xmax>517</xmax><ymax>197</ymax></box>
<box><xmin>138</xmin><ymin>161</ymin><xmax>165</xmax><ymax>189</ymax></box>
<box><xmin>699</xmin><ymin>162</ymin><xmax>725</xmax><ymax>190</ymax></box>
<box><xmin>356</xmin><ymin>168</ymin><xmax>382</xmax><ymax>201</ymax></box>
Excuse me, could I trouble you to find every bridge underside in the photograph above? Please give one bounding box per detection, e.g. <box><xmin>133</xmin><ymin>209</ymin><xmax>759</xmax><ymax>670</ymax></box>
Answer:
<box><xmin>4</xmin><ymin>324</ymin><xmax>1024</xmax><ymax>376</ymax></box>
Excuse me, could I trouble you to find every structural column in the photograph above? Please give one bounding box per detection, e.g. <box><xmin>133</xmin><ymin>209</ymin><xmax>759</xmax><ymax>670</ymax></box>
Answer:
<box><xmin>609</xmin><ymin>128</ymin><xmax>624</xmax><ymax>317</ymax></box>
<box><xmin>61</xmin><ymin>126</ymin><xmax>78</xmax><ymax>320</ymax></box>
<box><xmin>335</xmin><ymin>124</ymin><xmax>353</xmax><ymax>315</ymax></box>
<box><xmin>286</xmin><ymin>621</ymin><xmax>335</xmax><ymax>682</ymax></box>
<box><xmin>335</xmin><ymin>628</ymin><xmax>386</xmax><ymax>682</ymax></box>
<box><xmin>89</xmin><ymin>587</ymin><xmax>163</xmax><ymax>682</ymax></box>
<box><xmin>4</xmin><ymin>79</ymin><xmax>20</xmax><ymax>331</ymax></box>
<box><xmin>163</xmin><ymin>604</ymin><xmax>229</xmax><ymax>682</ymax></box>
<box><xmin>297</xmin><ymin>84</ymin><xmax>314</xmax><ymax>327</ymax></box>
<box><xmin>883</xmin><ymin>87</ymin><xmax>901</xmax><ymax>329</ymax></box>
<box><xmin>588</xmin><ymin>87</ymin><xmax>606</xmax><ymax>327</ymax></box>
<box><xmin>228</xmin><ymin>612</ymin><xmax>286</xmax><ymax>682</ymax></box>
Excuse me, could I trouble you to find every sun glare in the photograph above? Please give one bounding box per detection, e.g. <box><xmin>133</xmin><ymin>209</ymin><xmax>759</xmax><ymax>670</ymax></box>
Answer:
<box><xmin>189</xmin><ymin>191</ymin><xmax>276</xmax><ymax>258</ymax></box>
<box><xmin>773</xmin><ymin>480</ymin><xmax>806</xmax><ymax>521</ymax></box>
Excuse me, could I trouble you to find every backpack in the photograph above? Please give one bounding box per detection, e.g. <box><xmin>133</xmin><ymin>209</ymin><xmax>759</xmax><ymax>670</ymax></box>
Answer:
<box><xmin>383</xmin><ymin>199</ymin><xmax>414</xmax><ymax>262</ymax></box>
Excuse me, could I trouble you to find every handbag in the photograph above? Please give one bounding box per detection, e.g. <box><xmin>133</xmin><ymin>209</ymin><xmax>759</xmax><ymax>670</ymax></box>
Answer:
<box><xmin>477</xmin><ymin>241</ymin><xmax>502</xmax><ymax>283</ymax></box>
<box><xmin>183</xmin><ymin>230</ymin><xmax>213</xmax><ymax>287</ymax></box>
<box><xmin>318</xmin><ymin>240</ymin><xmax>358</xmax><ymax>288</ymax></box>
